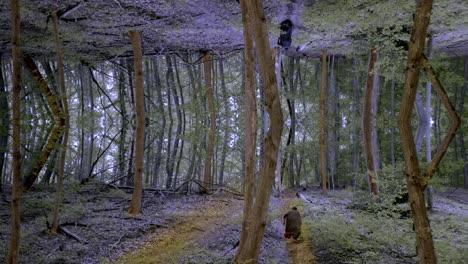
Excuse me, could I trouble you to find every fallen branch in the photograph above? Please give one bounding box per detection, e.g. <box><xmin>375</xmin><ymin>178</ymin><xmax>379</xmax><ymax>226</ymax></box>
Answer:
<box><xmin>58</xmin><ymin>225</ymin><xmax>85</xmax><ymax>243</ymax></box>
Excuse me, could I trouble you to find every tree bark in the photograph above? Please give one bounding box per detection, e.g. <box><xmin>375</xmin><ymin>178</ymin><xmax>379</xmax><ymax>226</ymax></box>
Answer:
<box><xmin>128</xmin><ymin>30</ymin><xmax>145</xmax><ymax>216</ymax></box>
<box><xmin>397</xmin><ymin>1</ymin><xmax>458</xmax><ymax>263</ymax></box>
<box><xmin>0</xmin><ymin>54</ymin><xmax>8</xmax><ymax>192</ymax></box>
<box><xmin>319</xmin><ymin>49</ymin><xmax>328</xmax><ymax>194</ymax></box>
<box><xmin>363</xmin><ymin>48</ymin><xmax>379</xmax><ymax>196</ymax></box>
<box><xmin>329</xmin><ymin>55</ymin><xmax>337</xmax><ymax>190</ymax></box>
<box><xmin>51</xmin><ymin>10</ymin><xmax>70</xmax><ymax>233</ymax></box>
<box><xmin>353</xmin><ymin>58</ymin><xmax>361</xmax><ymax>185</ymax></box>
<box><xmin>152</xmin><ymin>58</ymin><xmax>165</xmax><ymax>188</ymax></box>
<box><xmin>235</xmin><ymin>0</ymin><xmax>283</xmax><ymax>263</ymax></box>
<box><xmin>8</xmin><ymin>0</ymin><xmax>21</xmax><ymax>262</ymax></box>
<box><xmin>203</xmin><ymin>51</ymin><xmax>215</xmax><ymax>193</ymax></box>
<box><xmin>237</xmin><ymin>0</ymin><xmax>257</xmax><ymax>255</ymax></box>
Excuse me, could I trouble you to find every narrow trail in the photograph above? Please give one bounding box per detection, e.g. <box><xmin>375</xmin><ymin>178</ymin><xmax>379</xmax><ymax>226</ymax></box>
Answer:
<box><xmin>112</xmin><ymin>191</ymin><xmax>317</xmax><ymax>264</ymax></box>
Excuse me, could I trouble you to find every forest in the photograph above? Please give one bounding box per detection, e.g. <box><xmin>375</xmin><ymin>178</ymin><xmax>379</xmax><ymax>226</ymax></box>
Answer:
<box><xmin>0</xmin><ymin>0</ymin><xmax>467</xmax><ymax>263</ymax></box>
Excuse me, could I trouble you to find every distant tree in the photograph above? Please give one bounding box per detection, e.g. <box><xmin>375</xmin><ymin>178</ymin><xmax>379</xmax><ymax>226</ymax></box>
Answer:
<box><xmin>51</xmin><ymin>10</ymin><xmax>70</xmax><ymax>233</ymax></box>
<box><xmin>319</xmin><ymin>49</ymin><xmax>328</xmax><ymax>194</ymax></box>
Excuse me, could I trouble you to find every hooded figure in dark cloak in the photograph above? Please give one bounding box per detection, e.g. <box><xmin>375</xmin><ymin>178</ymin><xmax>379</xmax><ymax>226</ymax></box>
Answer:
<box><xmin>283</xmin><ymin>206</ymin><xmax>301</xmax><ymax>240</ymax></box>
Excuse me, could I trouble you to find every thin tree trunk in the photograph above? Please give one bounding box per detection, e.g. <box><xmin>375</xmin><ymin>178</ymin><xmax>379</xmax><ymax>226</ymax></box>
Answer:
<box><xmin>391</xmin><ymin>79</ymin><xmax>396</xmax><ymax>169</ymax></box>
<box><xmin>51</xmin><ymin>10</ymin><xmax>70</xmax><ymax>233</ymax></box>
<box><xmin>329</xmin><ymin>55</ymin><xmax>337</xmax><ymax>190</ymax></box>
<box><xmin>152</xmin><ymin>58</ymin><xmax>165</xmax><ymax>188</ymax></box>
<box><xmin>353</xmin><ymin>58</ymin><xmax>361</xmax><ymax>186</ymax></box>
<box><xmin>128</xmin><ymin>30</ymin><xmax>145</xmax><ymax>216</ymax></box>
<box><xmin>319</xmin><ymin>49</ymin><xmax>328</xmax><ymax>194</ymax></box>
<box><xmin>0</xmin><ymin>54</ymin><xmax>8</xmax><ymax>192</ymax></box>
<box><xmin>218</xmin><ymin>55</ymin><xmax>230</xmax><ymax>189</ymax></box>
<box><xmin>118</xmin><ymin>62</ymin><xmax>128</xmax><ymax>185</ymax></box>
<box><xmin>22</xmin><ymin>56</ymin><xmax>65</xmax><ymax>192</ymax></box>
<box><xmin>165</xmin><ymin>55</ymin><xmax>176</xmax><ymax>190</ymax></box>
<box><xmin>8</xmin><ymin>0</ymin><xmax>21</xmax><ymax>261</ymax></box>
<box><xmin>173</xmin><ymin>55</ymin><xmax>185</xmax><ymax>189</ymax></box>
<box><xmin>397</xmin><ymin>1</ymin><xmax>458</xmax><ymax>263</ymax></box>
<box><xmin>203</xmin><ymin>51</ymin><xmax>215</xmax><ymax>193</ymax></box>
<box><xmin>235</xmin><ymin>0</ymin><xmax>283</xmax><ymax>262</ymax></box>
<box><xmin>363</xmin><ymin>48</ymin><xmax>379</xmax><ymax>196</ymax></box>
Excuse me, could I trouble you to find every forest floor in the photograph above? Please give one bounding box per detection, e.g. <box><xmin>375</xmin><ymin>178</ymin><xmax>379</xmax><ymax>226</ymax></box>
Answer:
<box><xmin>0</xmin><ymin>182</ymin><xmax>467</xmax><ymax>264</ymax></box>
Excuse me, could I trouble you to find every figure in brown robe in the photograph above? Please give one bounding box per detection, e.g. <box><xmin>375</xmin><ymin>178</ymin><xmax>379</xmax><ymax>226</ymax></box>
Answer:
<box><xmin>283</xmin><ymin>206</ymin><xmax>301</xmax><ymax>240</ymax></box>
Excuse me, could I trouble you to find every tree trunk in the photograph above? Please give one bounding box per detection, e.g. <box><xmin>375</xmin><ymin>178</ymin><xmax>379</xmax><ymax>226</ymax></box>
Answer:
<box><xmin>319</xmin><ymin>49</ymin><xmax>328</xmax><ymax>194</ymax></box>
<box><xmin>51</xmin><ymin>10</ymin><xmax>70</xmax><ymax>233</ymax></box>
<box><xmin>173</xmin><ymin>55</ymin><xmax>186</xmax><ymax>190</ymax></box>
<box><xmin>22</xmin><ymin>55</ymin><xmax>65</xmax><ymax>192</ymax></box>
<box><xmin>363</xmin><ymin>48</ymin><xmax>379</xmax><ymax>196</ymax></box>
<box><xmin>118</xmin><ymin>62</ymin><xmax>128</xmax><ymax>185</ymax></box>
<box><xmin>152</xmin><ymin>58</ymin><xmax>165</xmax><ymax>188</ymax></box>
<box><xmin>237</xmin><ymin>0</ymin><xmax>257</xmax><ymax>254</ymax></box>
<box><xmin>353</xmin><ymin>58</ymin><xmax>361</xmax><ymax>185</ymax></box>
<box><xmin>165</xmin><ymin>55</ymin><xmax>176</xmax><ymax>190</ymax></box>
<box><xmin>203</xmin><ymin>51</ymin><xmax>215</xmax><ymax>193</ymax></box>
<box><xmin>8</xmin><ymin>0</ymin><xmax>21</xmax><ymax>261</ymax></box>
<box><xmin>0</xmin><ymin>54</ymin><xmax>8</xmax><ymax>192</ymax></box>
<box><xmin>235</xmin><ymin>0</ymin><xmax>283</xmax><ymax>262</ymax></box>
<box><xmin>390</xmin><ymin>79</ymin><xmax>396</xmax><ymax>169</ymax></box>
<box><xmin>128</xmin><ymin>30</ymin><xmax>145</xmax><ymax>216</ymax></box>
<box><xmin>218</xmin><ymin>55</ymin><xmax>231</xmax><ymax>189</ymax></box>
<box><xmin>397</xmin><ymin>1</ymin><xmax>459</xmax><ymax>263</ymax></box>
<box><xmin>329</xmin><ymin>55</ymin><xmax>337</xmax><ymax>190</ymax></box>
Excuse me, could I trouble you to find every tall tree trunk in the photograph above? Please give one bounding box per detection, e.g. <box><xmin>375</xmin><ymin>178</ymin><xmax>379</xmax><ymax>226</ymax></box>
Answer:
<box><xmin>218</xmin><ymin>55</ymin><xmax>230</xmax><ymax>189</ymax></box>
<box><xmin>329</xmin><ymin>55</ymin><xmax>337</xmax><ymax>190</ymax></box>
<box><xmin>203</xmin><ymin>51</ymin><xmax>215</xmax><ymax>193</ymax></box>
<box><xmin>0</xmin><ymin>54</ymin><xmax>8</xmax><ymax>192</ymax></box>
<box><xmin>51</xmin><ymin>10</ymin><xmax>70</xmax><ymax>233</ymax></box>
<box><xmin>173</xmin><ymin>55</ymin><xmax>186</xmax><ymax>189</ymax></box>
<box><xmin>235</xmin><ymin>0</ymin><xmax>283</xmax><ymax>262</ymax></box>
<box><xmin>319</xmin><ymin>49</ymin><xmax>328</xmax><ymax>194</ymax></box>
<box><xmin>165</xmin><ymin>55</ymin><xmax>176</xmax><ymax>190</ymax></box>
<box><xmin>397</xmin><ymin>1</ymin><xmax>461</xmax><ymax>262</ymax></box>
<box><xmin>8</xmin><ymin>0</ymin><xmax>21</xmax><ymax>261</ymax></box>
<box><xmin>128</xmin><ymin>30</ymin><xmax>145</xmax><ymax>216</ymax></box>
<box><xmin>363</xmin><ymin>48</ymin><xmax>379</xmax><ymax>196</ymax></box>
<box><xmin>152</xmin><ymin>58</ymin><xmax>165</xmax><ymax>188</ymax></box>
<box><xmin>118</xmin><ymin>62</ymin><xmax>128</xmax><ymax>184</ymax></box>
<box><xmin>237</xmin><ymin>0</ymin><xmax>257</xmax><ymax>253</ymax></box>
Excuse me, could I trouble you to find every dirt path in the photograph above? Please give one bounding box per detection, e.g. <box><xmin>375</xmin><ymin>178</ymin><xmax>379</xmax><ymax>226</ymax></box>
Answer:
<box><xmin>112</xmin><ymin>191</ymin><xmax>316</xmax><ymax>264</ymax></box>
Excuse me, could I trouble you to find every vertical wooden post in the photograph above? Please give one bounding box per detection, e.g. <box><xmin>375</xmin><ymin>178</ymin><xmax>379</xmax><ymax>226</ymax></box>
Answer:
<box><xmin>128</xmin><ymin>30</ymin><xmax>144</xmax><ymax>215</ymax></box>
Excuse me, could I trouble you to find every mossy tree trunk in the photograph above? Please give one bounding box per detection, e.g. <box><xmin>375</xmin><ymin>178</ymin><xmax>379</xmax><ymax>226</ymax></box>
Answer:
<box><xmin>0</xmin><ymin>53</ymin><xmax>8</xmax><ymax>193</ymax></box>
<box><xmin>128</xmin><ymin>30</ymin><xmax>145</xmax><ymax>216</ymax></box>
